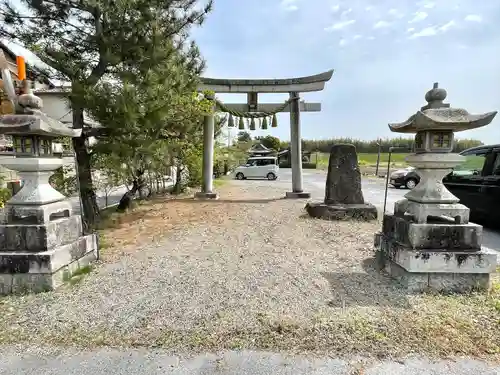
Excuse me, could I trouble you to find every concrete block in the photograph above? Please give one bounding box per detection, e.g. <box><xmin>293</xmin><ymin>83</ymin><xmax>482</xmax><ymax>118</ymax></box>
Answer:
<box><xmin>382</xmin><ymin>213</ymin><xmax>482</xmax><ymax>250</ymax></box>
<box><xmin>306</xmin><ymin>202</ymin><xmax>377</xmax><ymax>221</ymax></box>
<box><xmin>0</xmin><ymin>233</ymin><xmax>98</xmax><ymax>295</ymax></box>
<box><xmin>194</xmin><ymin>192</ymin><xmax>219</xmax><ymax>199</ymax></box>
<box><xmin>285</xmin><ymin>191</ymin><xmax>311</xmax><ymax>199</ymax></box>
<box><xmin>0</xmin><ymin>215</ymin><xmax>82</xmax><ymax>252</ymax></box>
<box><xmin>383</xmin><ymin>259</ymin><xmax>492</xmax><ymax>293</ymax></box>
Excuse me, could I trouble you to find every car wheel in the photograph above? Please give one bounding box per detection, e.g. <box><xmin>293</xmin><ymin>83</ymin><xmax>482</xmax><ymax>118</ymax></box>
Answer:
<box><xmin>236</xmin><ymin>173</ymin><xmax>245</xmax><ymax>180</ymax></box>
<box><xmin>405</xmin><ymin>178</ymin><xmax>418</xmax><ymax>189</ymax></box>
<box><xmin>267</xmin><ymin>172</ymin><xmax>276</xmax><ymax>181</ymax></box>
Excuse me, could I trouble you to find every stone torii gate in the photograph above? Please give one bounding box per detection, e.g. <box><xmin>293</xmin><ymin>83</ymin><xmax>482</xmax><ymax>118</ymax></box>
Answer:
<box><xmin>195</xmin><ymin>69</ymin><xmax>334</xmax><ymax>199</ymax></box>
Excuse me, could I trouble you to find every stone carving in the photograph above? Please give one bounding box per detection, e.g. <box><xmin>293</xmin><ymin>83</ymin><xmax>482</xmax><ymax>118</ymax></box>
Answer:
<box><xmin>0</xmin><ymin>76</ymin><xmax>97</xmax><ymax>295</ymax></box>
<box><xmin>305</xmin><ymin>144</ymin><xmax>377</xmax><ymax>221</ymax></box>
<box><xmin>374</xmin><ymin>83</ymin><xmax>498</xmax><ymax>294</ymax></box>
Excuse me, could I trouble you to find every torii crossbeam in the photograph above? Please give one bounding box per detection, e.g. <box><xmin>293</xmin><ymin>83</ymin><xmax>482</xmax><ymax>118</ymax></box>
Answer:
<box><xmin>195</xmin><ymin>69</ymin><xmax>334</xmax><ymax>199</ymax></box>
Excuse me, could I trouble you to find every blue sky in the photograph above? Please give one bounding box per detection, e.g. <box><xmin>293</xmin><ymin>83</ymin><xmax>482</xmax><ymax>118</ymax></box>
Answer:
<box><xmin>192</xmin><ymin>0</ymin><xmax>500</xmax><ymax>143</ymax></box>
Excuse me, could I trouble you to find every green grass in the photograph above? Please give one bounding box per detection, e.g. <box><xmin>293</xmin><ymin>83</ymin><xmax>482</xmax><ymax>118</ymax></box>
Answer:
<box><xmin>455</xmin><ymin>155</ymin><xmax>485</xmax><ymax>172</ymax></box>
<box><xmin>213</xmin><ymin>179</ymin><xmax>228</xmax><ymax>188</ymax></box>
<box><xmin>316</xmin><ymin>152</ymin><xmax>409</xmax><ymax>169</ymax></box>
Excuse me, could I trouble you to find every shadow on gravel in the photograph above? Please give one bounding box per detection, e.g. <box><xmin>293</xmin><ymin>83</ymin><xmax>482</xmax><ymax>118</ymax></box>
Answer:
<box><xmin>169</xmin><ymin>197</ymin><xmax>286</xmax><ymax>204</ymax></box>
<box><xmin>321</xmin><ymin>258</ymin><xmax>410</xmax><ymax>308</ymax></box>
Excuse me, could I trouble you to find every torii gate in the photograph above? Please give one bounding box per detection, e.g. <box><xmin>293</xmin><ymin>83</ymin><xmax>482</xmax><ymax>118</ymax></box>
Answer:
<box><xmin>195</xmin><ymin>69</ymin><xmax>334</xmax><ymax>199</ymax></box>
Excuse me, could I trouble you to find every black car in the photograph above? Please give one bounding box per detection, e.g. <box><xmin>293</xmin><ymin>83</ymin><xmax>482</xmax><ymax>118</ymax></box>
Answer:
<box><xmin>389</xmin><ymin>167</ymin><xmax>420</xmax><ymax>189</ymax></box>
<box><xmin>389</xmin><ymin>145</ymin><xmax>500</xmax><ymax>227</ymax></box>
<box><xmin>442</xmin><ymin>144</ymin><xmax>500</xmax><ymax>227</ymax></box>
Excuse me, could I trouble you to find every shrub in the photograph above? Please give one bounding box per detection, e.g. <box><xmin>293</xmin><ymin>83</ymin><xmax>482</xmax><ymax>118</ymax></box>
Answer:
<box><xmin>0</xmin><ymin>187</ymin><xmax>12</xmax><ymax>208</ymax></box>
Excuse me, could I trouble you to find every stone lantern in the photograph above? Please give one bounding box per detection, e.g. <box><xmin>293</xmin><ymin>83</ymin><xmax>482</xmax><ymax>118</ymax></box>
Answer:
<box><xmin>391</xmin><ymin>83</ymin><xmax>497</xmax><ymax>224</ymax></box>
<box><xmin>374</xmin><ymin>83</ymin><xmax>498</xmax><ymax>293</ymax></box>
<box><xmin>0</xmin><ymin>80</ymin><xmax>98</xmax><ymax>295</ymax></box>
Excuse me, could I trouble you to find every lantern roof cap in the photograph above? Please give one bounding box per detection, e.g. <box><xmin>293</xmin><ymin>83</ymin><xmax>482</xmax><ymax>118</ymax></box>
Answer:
<box><xmin>0</xmin><ymin>110</ymin><xmax>82</xmax><ymax>137</ymax></box>
<box><xmin>388</xmin><ymin>82</ymin><xmax>497</xmax><ymax>134</ymax></box>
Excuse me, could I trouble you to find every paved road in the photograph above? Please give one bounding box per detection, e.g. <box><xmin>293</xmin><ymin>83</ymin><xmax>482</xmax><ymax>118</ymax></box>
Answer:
<box><xmin>1</xmin><ymin>349</ymin><xmax>498</xmax><ymax>375</ymax></box>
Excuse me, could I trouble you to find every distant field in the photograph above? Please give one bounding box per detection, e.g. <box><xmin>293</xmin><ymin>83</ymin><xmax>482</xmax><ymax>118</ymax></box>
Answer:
<box><xmin>313</xmin><ymin>152</ymin><xmax>485</xmax><ymax>174</ymax></box>
<box><xmin>315</xmin><ymin>152</ymin><xmax>409</xmax><ymax>169</ymax></box>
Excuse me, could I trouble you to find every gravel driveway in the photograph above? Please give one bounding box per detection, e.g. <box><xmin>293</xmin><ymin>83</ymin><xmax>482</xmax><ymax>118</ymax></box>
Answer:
<box><xmin>0</xmin><ymin>182</ymin><xmax>498</xmax><ymax>361</ymax></box>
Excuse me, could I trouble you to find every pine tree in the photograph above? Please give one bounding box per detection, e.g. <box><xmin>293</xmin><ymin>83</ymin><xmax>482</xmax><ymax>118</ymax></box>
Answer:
<box><xmin>0</xmin><ymin>0</ymin><xmax>212</xmax><ymax>229</ymax></box>
<box><xmin>85</xmin><ymin>36</ymin><xmax>212</xmax><ymax>210</ymax></box>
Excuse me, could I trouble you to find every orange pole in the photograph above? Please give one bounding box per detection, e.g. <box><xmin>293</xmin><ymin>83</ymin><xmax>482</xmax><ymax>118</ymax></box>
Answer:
<box><xmin>16</xmin><ymin>56</ymin><xmax>26</xmax><ymax>81</ymax></box>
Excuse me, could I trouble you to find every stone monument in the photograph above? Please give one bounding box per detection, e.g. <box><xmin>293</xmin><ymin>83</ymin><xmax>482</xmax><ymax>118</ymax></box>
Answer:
<box><xmin>305</xmin><ymin>144</ymin><xmax>377</xmax><ymax>220</ymax></box>
<box><xmin>374</xmin><ymin>83</ymin><xmax>498</xmax><ymax>293</ymax></box>
<box><xmin>0</xmin><ymin>78</ymin><xmax>98</xmax><ymax>295</ymax></box>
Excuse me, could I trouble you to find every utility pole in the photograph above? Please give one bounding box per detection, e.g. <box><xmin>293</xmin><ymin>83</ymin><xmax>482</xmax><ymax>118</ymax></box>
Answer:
<box><xmin>375</xmin><ymin>141</ymin><xmax>381</xmax><ymax>177</ymax></box>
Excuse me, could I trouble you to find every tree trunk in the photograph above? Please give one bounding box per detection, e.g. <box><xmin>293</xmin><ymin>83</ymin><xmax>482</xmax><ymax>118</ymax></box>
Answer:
<box><xmin>137</xmin><ymin>170</ymin><xmax>146</xmax><ymax>199</ymax></box>
<box><xmin>116</xmin><ymin>179</ymin><xmax>139</xmax><ymax>212</ymax></box>
<box><xmin>72</xmin><ymin>105</ymin><xmax>99</xmax><ymax>232</ymax></box>
<box><xmin>174</xmin><ymin>162</ymin><xmax>183</xmax><ymax>195</ymax></box>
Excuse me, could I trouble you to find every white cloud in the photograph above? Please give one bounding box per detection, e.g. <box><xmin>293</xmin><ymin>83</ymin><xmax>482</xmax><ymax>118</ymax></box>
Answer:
<box><xmin>388</xmin><ymin>8</ymin><xmax>404</xmax><ymax>18</ymax></box>
<box><xmin>353</xmin><ymin>34</ymin><xmax>362</xmax><ymax>40</ymax></box>
<box><xmin>407</xmin><ymin>27</ymin><xmax>415</xmax><ymax>33</ymax></box>
<box><xmin>341</xmin><ymin>8</ymin><xmax>352</xmax><ymax>17</ymax></box>
<box><xmin>280</xmin><ymin>0</ymin><xmax>298</xmax><ymax>11</ymax></box>
<box><xmin>373</xmin><ymin>20</ymin><xmax>391</xmax><ymax>29</ymax></box>
<box><xmin>339</xmin><ymin>39</ymin><xmax>347</xmax><ymax>47</ymax></box>
<box><xmin>409</xmin><ymin>11</ymin><xmax>428</xmax><ymax>23</ymax></box>
<box><xmin>367</xmin><ymin>36</ymin><xmax>375</xmax><ymax>40</ymax></box>
<box><xmin>365</xmin><ymin>6</ymin><xmax>373</xmax><ymax>11</ymax></box>
<box><xmin>409</xmin><ymin>26</ymin><xmax>437</xmax><ymax>38</ymax></box>
<box><xmin>331</xmin><ymin>4</ymin><xmax>340</xmax><ymax>12</ymax></box>
<box><xmin>324</xmin><ymin>19</ymin><xmax>356</xmax><ymax>31</ymax></box>
<box><xmin>417</xmin><ymin>0</ymin><xmax>435</xmax><ymax>8</ymax></box>
<box><xmin>439</xmin><ymin>20</ymin><xmax>456</xmax><ymax>32</ymax></box>
<box><xmin>464</xmin><ymin>14</ymin><xmax>482</xmax><ymax>22</ymax></box>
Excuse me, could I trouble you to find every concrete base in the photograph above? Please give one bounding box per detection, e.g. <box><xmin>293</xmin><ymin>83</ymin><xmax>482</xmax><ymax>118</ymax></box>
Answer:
<box><xmin>306</xmin><ymin>202</ymin><xmax>378</xmax><ymax>221</ymax></box>
<box><xmin>374</xmin><ymin>231</ymin><xmax>497</xmax><ymax>293</ymax></box>
<box><xmin>382</xmin><ymin>213</ymin><xmax>482</xmax><ymax>251</ymax></box>
<box><xmin>5</xmin><ymin>200</ymin><xmax>73</xmax><ymax>225</ymax></box>
<box><xmin>194</xmin><ymin>192</ymin><xmax>219</xmax><ymax>199</ymax></box>
<box><xmin>0</xmin><ymin>233</ymin><xmax>98</xmax><ymax>295</ymax></box>
<box><xmin>0</xmin><ymin>215</ymin><xmax>83</xmax><ymax>252</ymax></box>
<box><xmin>382</xmin><ymin>259</ymin><xmax>491</xmax><ymax>293</ymax></box>
<box><xmin>285</xmin><ymin>191</ymin><xmax>311</xmax><ymax>199</ymax></box>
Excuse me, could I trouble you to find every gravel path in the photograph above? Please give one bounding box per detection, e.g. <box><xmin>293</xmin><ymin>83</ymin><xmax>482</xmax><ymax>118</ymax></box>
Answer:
<box><xmin>0</xmin><ymin>182</ymin><xmax>498</xmax><ymax>360</ymax></box>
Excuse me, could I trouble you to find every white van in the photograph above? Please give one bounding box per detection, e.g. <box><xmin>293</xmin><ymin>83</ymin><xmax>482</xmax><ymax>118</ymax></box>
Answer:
<box><xmin>234</xmin><ymin>156</ymin><xmax>279</xmax><ymax>180</ymax></box>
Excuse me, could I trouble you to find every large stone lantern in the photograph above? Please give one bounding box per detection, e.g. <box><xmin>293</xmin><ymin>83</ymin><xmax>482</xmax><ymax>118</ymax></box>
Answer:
<box><xmin>390</xmin><ymin>83</ymin><xmax>497</xmax><ymax>224</ymax></box>
<box><xmin>0</xmin><ymin>80</ymin><xmax>98</xmax><ymax>295</ymax></box>
<box><xmin>374</xmin><ymin>83</ymin><xmax>498</xmax><ymax>293</ymax></box>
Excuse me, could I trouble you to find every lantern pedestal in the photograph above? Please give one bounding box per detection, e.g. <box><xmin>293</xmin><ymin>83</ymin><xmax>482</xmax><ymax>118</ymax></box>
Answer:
<box><xmin>375</xmin><ymin>214</ymin><xmax>497</xmax><ymax>293</ymax></box>
<box><xmin>0</xmin><ymin>89</ymin><xmax>98</xmax><ymax>295</ymax></box>
<box><xmin>0</xmin><ymin>155</ymin><xmax>98</xmax><ymax>295</ymax></box>
<box><xmin>374</xmin><ymin>83</ymin><xmax>498</xmax><ymax>293</ymax></box>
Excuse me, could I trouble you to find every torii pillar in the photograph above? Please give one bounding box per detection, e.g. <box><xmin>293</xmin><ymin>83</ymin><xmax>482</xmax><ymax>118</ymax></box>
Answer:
<box><xmin>197</xmin><ymin>70</ymin><xmax>334</xmax><ymax>199</ymax></box>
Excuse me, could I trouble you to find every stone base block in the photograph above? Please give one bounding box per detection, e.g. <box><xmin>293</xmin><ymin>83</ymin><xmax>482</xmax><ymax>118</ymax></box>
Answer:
<box><xmin>383</xmin><ymin>260</ymin><xmax>491</xmax><ymax>293</ymax></box>
<box><xmin>394</xmin><ymin>198</ymin><xmax>470</xmax><ymax>224</ymax></box>
<box><xmin>306</xmin><ymin>202</ymin><xmax>378</xmax><ymax>221</ymax></box>
<box><xmin>0</xmin><ymin>215</ymin><xmax>83</xmax><ymax>252</ymax></box>
<box><xmin>375</xmin><ymin>231</ymin><xmax>498</xmax><ymax>293</ymax></box>
<box><xmin>194</xmin><ymin>192</ymin><xmax>219</xmax><ymax>199</ymax></box>
<box><xmin>285</xmin><ymin>191</ymin><xmax>311</xmax><ymax>199</ymax></box>
<box><xmin>0</xmin><ymin>233</ymin><xmax>98</xmax><ymax>295</ymax></box>
<box><xmin>382</xmin><ymin>213</ymin><xmax>482</xmax><ymax>250</ymax></box>
<box><xmin>5</xmin><ymin>200</ymin><xmax>73</xmax><ymax>225</ymax></box>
